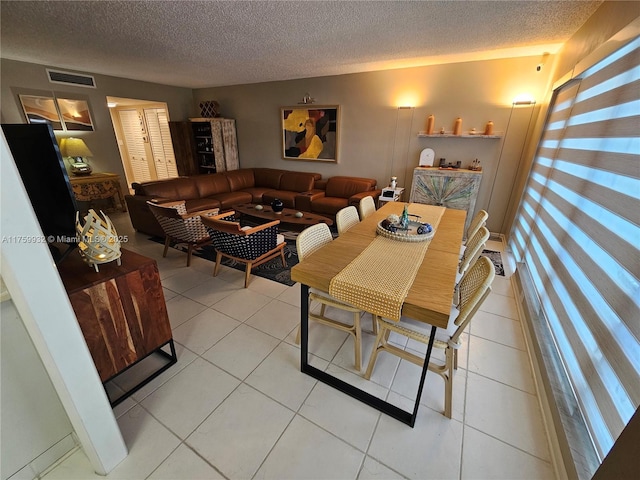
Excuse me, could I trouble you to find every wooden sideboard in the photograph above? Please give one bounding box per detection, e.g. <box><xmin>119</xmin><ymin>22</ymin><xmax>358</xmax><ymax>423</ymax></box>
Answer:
<box><xmin>69</xmin><ymin>172</ymin><xmax>127</xmax><ymax>212</ymax></box>
<box><xmin>409</xmin><ymin>167</ymin><xmax>482</xmax><ymax>237</ymax></box>
<box><xmin>57</xmin><ymin>248</ymin><xmax>176</xmax><ymax>406</ymax></box>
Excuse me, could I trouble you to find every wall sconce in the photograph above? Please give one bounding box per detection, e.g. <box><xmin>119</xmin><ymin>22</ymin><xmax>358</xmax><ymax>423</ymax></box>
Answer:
<box><xmin>298</xmin><ymin>93</ymin><xmax>315</xmax><ymax>104</ymax></box>
<box><xmin>59</xmin><ymin>137</ymin><xmax>93</xmax><ymax>176</ymax></box>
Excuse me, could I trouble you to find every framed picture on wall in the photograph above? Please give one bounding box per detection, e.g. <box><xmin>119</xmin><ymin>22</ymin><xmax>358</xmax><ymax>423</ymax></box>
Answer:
<box><xmin>281</xmin><ymin>105</ymin><xmax>339</xmax><ymax>162</ymax></box>
<box><xmin>56</xmin><ymin>98</ymin><xmax>94</xmax><ymax>131</ymax></box>
<box><xmin>19</xmin><ymin>95</ymin><xmax>63</xmax><ymax>130</ymax></box>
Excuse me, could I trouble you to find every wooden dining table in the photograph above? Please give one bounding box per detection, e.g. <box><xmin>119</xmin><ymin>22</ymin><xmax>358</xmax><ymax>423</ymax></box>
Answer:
<box><xmin>290</xmin><ymin>201</ymin><xmax>466</xmax><ymax>426</ymax></box>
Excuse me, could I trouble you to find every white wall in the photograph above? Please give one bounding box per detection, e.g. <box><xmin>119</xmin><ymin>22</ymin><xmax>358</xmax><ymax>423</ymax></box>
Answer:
<box><xmin>0</xmin><ymin>291</ymin><xmax>75</xmax><ymax>480</ymax></box>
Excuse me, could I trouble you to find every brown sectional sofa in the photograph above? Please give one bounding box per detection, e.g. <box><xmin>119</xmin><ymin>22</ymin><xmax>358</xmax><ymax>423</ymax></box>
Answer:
<box><xmin>125</xmin><ymin>168</ymin><xmax>380</xmax><ymax>237</ymax></box>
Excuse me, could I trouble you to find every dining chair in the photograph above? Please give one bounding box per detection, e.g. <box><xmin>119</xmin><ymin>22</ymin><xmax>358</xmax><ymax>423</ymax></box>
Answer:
<box><xmin>336</xmin><ymin>205</ymin><xmax>360</xmax><ymax>235</ymax></box>
<box><xmin>200</xmin><ymin>211</ymin><xmax>286</xmax><ymax>288</ymax></box>
<box><xmin>461</xmin><ymin>209</ymin><xmax>488</xmax><ymax>255</ymax></box>
<box><xmin>147</xmin><ymin>200</ymin><xmax>219</xmax><ymax>266</ymax></box>
<box><xmin>294</xmin><ymin>222</ymin><xmax>376</xmax><ymax>370</ymax></box>
<box><xmin>364</xmin><ymin>255</ymin><xmax>495</xmax><ymax>418</ymax></box>
<box><xmin>358</xmin><ymin>195</ymin><xmax>376</xmax><ymax>219</ymax></box>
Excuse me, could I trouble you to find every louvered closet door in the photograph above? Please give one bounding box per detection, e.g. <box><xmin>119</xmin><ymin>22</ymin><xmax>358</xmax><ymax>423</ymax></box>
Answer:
<box><xmin>118</xmin><ymin>109</ymin><xmax>152</xmax><ymax>183</ymax></box>
<box><xmin>145</xmin><ymin>108</ymin><xmax>178</xmax><ymax>179</ymax></box>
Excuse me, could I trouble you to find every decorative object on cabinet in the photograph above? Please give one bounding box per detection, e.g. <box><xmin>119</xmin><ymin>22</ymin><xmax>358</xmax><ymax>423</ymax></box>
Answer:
<box><xmin>199</xmin><ymin>100</ymin><xmax>220</xmax><ymax>118</ymax></box>
<box><xmin>298</xmin><ymin>92</ymin><xmax>316</xmax><ymax>104</ymax></box>
<box><xmin>282</xmin><ymin>105</ymin><xmax>339</xmax><ymax>162</ymax></box>
<box><xmin>419</xmin><ymin>147</ymin><xmax>435</xmax><ymax>166</ymax></box>
<box><xmin>57</xmin><ymin>248</ymin><xmax>177</xmax><ymax>406</ymax></box>
<box><xmin>19</xmin><ymin>95</ymin><xmax>63</xmax><ymax>130</ymax></box>
<box><xmin>410</xmin><ymin>167</ymin><xmax>482</xmax><ymax>236</ymax></box>
<box><xmin>56</xmin><ymin>98</ymin><xmax>94</xmax><ymax>131</ymax></box>
<box><xmin>75</xmin><ymin>209</ymin><xmax>122</xmax><ymax>272</ymax></box>
<box><xmin>69</xmin><ymin>172</ymin><xmax>127</xmax><ymax>212</ymax></box>
<box><xmin>59</xmin><ymin>137</ymin><xmax>93</xmax><ymax>175</ymax></box>
<box><xmin>390</xmin><ymin>176</ymin><xmax>397</xmax><ymax>189</ymax></box>
<box><xmin>484</xmin><ymin>120</ymin><xmax>494</xmax><ymax>135</ymax></box>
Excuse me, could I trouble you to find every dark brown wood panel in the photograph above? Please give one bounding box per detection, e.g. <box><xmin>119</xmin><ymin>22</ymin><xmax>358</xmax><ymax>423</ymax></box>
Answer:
<box><xmin>168</xmin><ymin>121</ymin><xmax>199</xmax><ymax>176</ymax></box>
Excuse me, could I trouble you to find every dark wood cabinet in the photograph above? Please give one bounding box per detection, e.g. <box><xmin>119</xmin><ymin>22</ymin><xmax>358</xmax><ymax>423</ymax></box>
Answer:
<box><xmin>57</xmin><ymin>248</ymin><xmax>176</xmax><ymax>405</ymax></box>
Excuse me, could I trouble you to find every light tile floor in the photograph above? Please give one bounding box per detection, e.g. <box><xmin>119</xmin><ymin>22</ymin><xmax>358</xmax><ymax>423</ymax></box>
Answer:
<box><xmin>43</xmin><ymin>212</ymin><xmax>555</xmax><ymax>480</ymax></box>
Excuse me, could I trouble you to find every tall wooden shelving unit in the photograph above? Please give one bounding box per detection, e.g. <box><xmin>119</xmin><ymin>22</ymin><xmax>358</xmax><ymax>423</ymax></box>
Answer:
<box><xmin>168</xmin><ymin>118</ymin><xmax>239</xmax><ymax>175</ymax></box>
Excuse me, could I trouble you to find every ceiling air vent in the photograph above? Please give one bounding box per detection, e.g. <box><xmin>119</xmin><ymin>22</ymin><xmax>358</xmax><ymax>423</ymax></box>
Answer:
<box><xmin>47</xmin><ymin>69</ymin><xmax>96</xmax><ymax>88</ymax></box>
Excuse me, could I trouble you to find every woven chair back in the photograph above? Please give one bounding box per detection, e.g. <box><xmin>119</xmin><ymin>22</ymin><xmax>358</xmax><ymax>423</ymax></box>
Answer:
<box><xmin>297</xmin><ymin>223</ymin><xmax>333</xmax><ymax>261</ymax></box>
<box><xmin>454</xmin><ymin>256</ymin><xmax>495</xmax><ymax>332</ymax></box>
<box><xmin>336</xmin><ymin>206</ymin><xmax>360</xmax><ymax>235</ymax></box>
<box><xmin>466</xmin><ymin>209</ymin><xmax>488</xmax><ymax>241</ymax></box>
<box><xmin>148</xmin><ymin>201</ymin><xmax>209</xmax><ymax>243</ymax></box>
<box><xmin>358</xmin><ymin>196</ymin><xmax>376</xmax><ymax>219</ymax></box>
<box><xmin>459</xmin><ymin>225</ymin><xmax>489</xmax><ymax>275</ymax></box>
<box><xmin>204</xmin><ymin>214</ymin><xmax>278</xmax><ymax>261</ymax></box>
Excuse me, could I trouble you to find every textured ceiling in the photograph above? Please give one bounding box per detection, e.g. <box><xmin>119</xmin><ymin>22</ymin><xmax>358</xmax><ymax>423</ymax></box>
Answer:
<box><xmin>0</xmin><ymin>0</ymin><xmax>602</xmax><ymax>89</ymax></box>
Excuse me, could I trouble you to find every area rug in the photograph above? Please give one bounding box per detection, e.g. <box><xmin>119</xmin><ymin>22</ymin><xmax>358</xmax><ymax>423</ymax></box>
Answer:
<box><xmin>149</xmin><ymin>235</ymin><xmax>299</xmax><ymax>286</ymax></box>
<box><xmin>481</xmin><ymin>249</ymin><xmax>505</xmax><ymax>276</ymax></box>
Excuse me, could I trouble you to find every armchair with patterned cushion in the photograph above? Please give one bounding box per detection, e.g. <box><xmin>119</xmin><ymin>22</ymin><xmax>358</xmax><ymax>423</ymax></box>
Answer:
<box><xmin>201</xmin><ymin>211</ymin><xmax>286</xmax><ymax>288</ymax></box>
<box><xmin>146</xmin><ymin>200</ymin><xmax>219</xmax><ymax>266</ymax></box>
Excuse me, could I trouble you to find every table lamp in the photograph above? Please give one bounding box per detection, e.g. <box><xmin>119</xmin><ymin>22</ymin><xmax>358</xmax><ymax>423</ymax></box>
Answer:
<box><xmin>60</xmin><ymin>137</ymin><xmax>93</xmax><ymax>175</ymax></box>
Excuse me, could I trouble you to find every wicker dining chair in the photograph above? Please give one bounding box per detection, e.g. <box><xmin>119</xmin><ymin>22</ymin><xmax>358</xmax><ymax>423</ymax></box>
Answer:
<box><xmin>294</xmin><ymin>222</ymin><xmax>376</xmax><ymax>370</ymax></box>
<box><xmin>461</xmin><ymin>210</ymin><xmax>488</xmax><ymax>255</ymax></box>
<box><xmin>146</xmin><ymin>200</ymin><xmax>219</xmax><ymax>266</ymax></box>
<box><xmin>364</xmin><ymin>255</ymin><xmax>495</xmax><ymax>418</ymax></box>
<box><xmin>336</xmin><ymin>205</ymin><xmax>360</xmax><ymax>235</ymax></box>
<box><xmin>200</xmin><ymin>211</ymin><xmax>286</xmax><ymax>288</ymax></box>
<box><xmin>358</xmin><ymin>195</ymin><xmax>376</xmax><ymax>219</ymax></box>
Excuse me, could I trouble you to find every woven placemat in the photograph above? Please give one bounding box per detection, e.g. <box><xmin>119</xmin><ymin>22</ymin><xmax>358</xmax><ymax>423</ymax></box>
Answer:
<box><xmin>329</xmin><ymin>206</ymin><xmax>444</xmax><ymax>321</ymax></box>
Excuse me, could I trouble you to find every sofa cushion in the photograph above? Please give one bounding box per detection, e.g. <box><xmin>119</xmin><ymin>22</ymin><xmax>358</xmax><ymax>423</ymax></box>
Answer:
<box><xmin>223</xmin><ymin>169</ymin><xmax>255</xmax><ymax>192</ymax></box>
<box><xmin>136</xmin><ymin>177</ymin><xmax>200</xmax><ymax>200</ymax></box>
<box><xmin>210</xmin><ymin>191</ymin><xmax>253</xmax><ymax>209</ymax></box>
<box><xmin>310</xmin><ymin>197</ymin><xmax>349</xmax><ymax>216</ymax></box>
<box><xmin>194</xmin><ymin>174</ymin><xmax>231</xmax><ymax>198</ymax></box>
<box><xmin>184</xmin><ymin>197</ymin><xmax>222</xmax><ymax>213</ymax></box>
<box><xmin>262</xmin><ymin>190</ymin><xmax>299</xmax><ymax>209</ymax></box>
<box><xmin>325</xmin><ymin>176</ymin><xmax>376</xmax><ymax>199</ymax></box>
<box><xmin>252</xmin><ymin>168</ymin><xmax>284</xmax><ymax>189</ymax></box>
<box><xmin>279</xmin><ymin>172</ymin><xmax>316</xmax><ymax>192</ymax></box>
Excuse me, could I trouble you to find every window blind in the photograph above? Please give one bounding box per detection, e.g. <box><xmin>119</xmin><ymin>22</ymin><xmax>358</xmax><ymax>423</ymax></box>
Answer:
<box><xmin>509</xmin><ymin>35</ymin><xmax>640</xmax><ymax>459</ymax></box>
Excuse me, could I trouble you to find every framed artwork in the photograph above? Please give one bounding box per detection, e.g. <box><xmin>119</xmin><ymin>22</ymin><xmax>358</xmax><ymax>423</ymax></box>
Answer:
<box><xmin>19</xmin><ymin>95</ymin><xmax>63</xmax><ymax>130</ymax></box>
<box><xmin>56</xmin><ymin>98</ymin><xmax>94</xmax><ymax>131</ymax></box>
<box><xmin>281</xmin><ymin>105</ymin><xmax>339</xmax><ymax>162</ymax></box>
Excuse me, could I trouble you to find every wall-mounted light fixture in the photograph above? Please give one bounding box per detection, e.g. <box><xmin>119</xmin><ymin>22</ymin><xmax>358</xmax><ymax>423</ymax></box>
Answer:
<box><xmin>298</xmin><ymin>93</ymin><xmax>315</xmax><ymax>104</ymax></box>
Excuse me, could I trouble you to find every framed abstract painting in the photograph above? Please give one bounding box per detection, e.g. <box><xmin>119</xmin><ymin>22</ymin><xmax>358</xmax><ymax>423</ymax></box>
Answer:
<box><xmin>19</xmin><ymin>95</ymin><xmax>63</xmax><ymax>130</ymax></box>
<box><xmin>281</xmin><ymin>105</ymin><xmax>339</xmax><ymax>162</ymax></box>
<box><xmin>56</xmin><ymin>98</ymin><xmax>94</xmax><ymax>131</ymax></box>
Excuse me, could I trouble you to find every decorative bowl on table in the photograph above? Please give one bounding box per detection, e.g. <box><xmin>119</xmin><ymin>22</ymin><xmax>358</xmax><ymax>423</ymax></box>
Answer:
<box><xmin>376</xmin><ymin>218</ymin><xmax>435</xmax><ymax>242</ymax></box>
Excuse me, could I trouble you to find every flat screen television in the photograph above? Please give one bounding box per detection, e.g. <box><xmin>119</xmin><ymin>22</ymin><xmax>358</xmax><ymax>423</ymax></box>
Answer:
<box><xmin>2</xmin><ymin>123</ymin><xmax>79</xmax><ymax>262</ymax></box>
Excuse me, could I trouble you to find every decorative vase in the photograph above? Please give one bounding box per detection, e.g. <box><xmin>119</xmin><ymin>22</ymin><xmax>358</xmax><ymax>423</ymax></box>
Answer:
<box><xmin>390</xmin><ymin>176</ymin><xmax>397</xmax><ymax>189</ymax></box>
<box><xmin>425</xmin><ymin>114</ymin><xmax>435</xmax><ymax>134</ymax></box>
<box><xmin>271</xmin><ymin>198</ymin><xmax>284</xmax><ymax>213</ymax></box>
<box><xmin>484</xmin><ymin>121</ymin><xmax>494</xmax><ymax>135</ymax></box>
<box><xmin>400</xmin><ymin>205</ymin><xmax>410</xmax><ymax>230</ymax></box>
<box><xmin>453</xmin><ymin>117</ymin><xmax>462</xmax><ymax>136</ymax></box>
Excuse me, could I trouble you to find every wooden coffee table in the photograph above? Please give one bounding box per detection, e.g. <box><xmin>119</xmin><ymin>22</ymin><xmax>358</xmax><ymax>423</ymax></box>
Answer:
<box><xmin>233</xmin><ymin>203</ymin><xmax>333</xmax><ymax>229</ymax></box>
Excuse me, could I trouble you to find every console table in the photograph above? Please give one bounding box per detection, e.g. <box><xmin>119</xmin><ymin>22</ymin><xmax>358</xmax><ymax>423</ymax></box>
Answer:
<box><xmin>70</xmin><ymin>172</ymin><xmax>127</xmax><ymax>212</ymax></box>
<box><xmin>57</xmin><ymin>248</ymin><xmax>176</xmax><ymax>406</ymax></box>
<box><xmin>409</xmin><ymin>167</ymin><xmax>482</xmax><ymax>237</ymax></box>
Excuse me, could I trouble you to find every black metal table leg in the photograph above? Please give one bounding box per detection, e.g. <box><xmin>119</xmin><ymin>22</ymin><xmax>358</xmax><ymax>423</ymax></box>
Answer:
<box><xmin>299</xmin><ymin>284</ymin><xmax>436</xmax><ymax>427</ymax></box>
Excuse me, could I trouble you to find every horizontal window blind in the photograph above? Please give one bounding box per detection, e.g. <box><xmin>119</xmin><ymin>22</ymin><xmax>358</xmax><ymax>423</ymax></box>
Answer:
<box><xmin>509</xmin><ymin>36</ymin><xmax>640</xmax><ymax>459</ymax></box>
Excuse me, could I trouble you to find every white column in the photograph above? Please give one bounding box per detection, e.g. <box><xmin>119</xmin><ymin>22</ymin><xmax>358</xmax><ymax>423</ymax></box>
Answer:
<box><xmin>1</xmin><ymin>132</ymin><xmax>127</xmax><ymax>474</ymax></box>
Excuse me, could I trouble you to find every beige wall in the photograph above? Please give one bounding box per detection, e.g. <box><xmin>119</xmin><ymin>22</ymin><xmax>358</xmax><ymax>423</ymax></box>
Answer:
<box><xmin>195</xmin><ymin>55</ymin><xmax>551</xmax><ymax>233</ymax></box>
<box><xmin>0</xmin><ymin>59</ymin><xmax>195</xmax><ymax>191</ymax></box>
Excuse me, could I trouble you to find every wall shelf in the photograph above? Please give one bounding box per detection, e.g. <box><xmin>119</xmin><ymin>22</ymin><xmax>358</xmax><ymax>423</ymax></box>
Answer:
<box><xmin>417</xmin><ymin>132</ymin><xmax>502</xmax><ymax>139</ymax></box>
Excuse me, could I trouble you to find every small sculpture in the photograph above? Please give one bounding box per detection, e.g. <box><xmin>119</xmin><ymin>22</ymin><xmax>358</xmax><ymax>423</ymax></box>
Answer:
<box><xmin>271</xmin><ymin>198</ymin><xmax>284</xmax><ymax>213</ymax></box>
<box><xmin>400</xmin><ymin>205</ymin><xmax>410</xmax><ymax>230</ymax></box>
<box><xmin>75</xmin><ymin>209</ymin><xmax>122</xmax><ymax>272</ymax></box>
